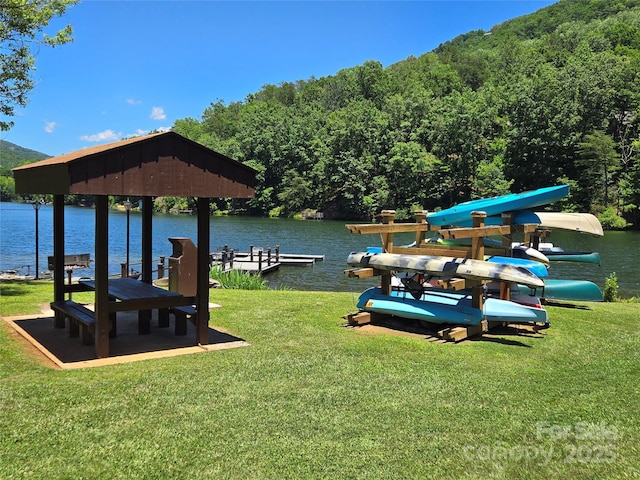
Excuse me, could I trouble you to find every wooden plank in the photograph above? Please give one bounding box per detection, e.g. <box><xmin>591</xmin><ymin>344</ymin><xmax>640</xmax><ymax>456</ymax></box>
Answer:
<box><xmin>392</xmin><ymin>246</ymin><xmax>471</xmax><ymax>258</ymax></box>
<box><xmin>414</xmin><ymin>210</ymin><xmax>429</xmax><ymax>246</ymax></box>
<box><xmin>380</xmin><ymin>211</ymin><xmax>395</xmax><ymax>296</ymax></box>
<box><xmin>436</xmin><ymin>278</ymin><xmax>466</xmax><ymax>290</ymax></box>
<box><xmin>438</xmin><ymin>322</ymin><xmax>486</xmax><ymax>342</ymax></box>
<box><xmin>50</xmin><ymin>300</ymin><xmax>95</xmax><ymax>324</ymax></box>
<box><xmin>344</xmin><ymin>312</ymin><xmax>371</xmax><ymax>325</ymax></box>
<box><xmin>108</xmin><ymin>295</ymin><xmax>194</xmax><ymax>313</ymax></box>
<box><xmin>82</xmin><ymin>278</ymin><xmax>185</xmax><ymax>300</ymax></box>
<box><xmin>345</xmin><ymin>223</ymin><xmax>434</xmax><ymax>234</ymax></box>
<box><xmin>394</xmin><ymin>239</ymin><xmax>504</xmax><ymax>254</ymax></box>
<box><xmin>61</xmin><ymin>283</ymin><xmax>94</xmax><ymax>294</ymax></box>
<box><xmin>438</xmin><ymin>224</ymin><xmax>538</xmax><ymax>239</ymax></box>
<box><xmin>438</xmin><ymin>225</ymin><xmax>513</xmax><ymax>239</ymax></box>
<box><xmin>343</xmin><ymin>268</ymin><xmax>380</xmax><ymax>278</ymax></box>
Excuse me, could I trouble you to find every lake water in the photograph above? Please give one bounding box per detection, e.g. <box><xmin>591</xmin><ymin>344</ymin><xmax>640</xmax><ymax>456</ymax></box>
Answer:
<box><xmin>1</xmin><ymin>202</ymin><xmax>638</xmax><ymax>297</ymax></box>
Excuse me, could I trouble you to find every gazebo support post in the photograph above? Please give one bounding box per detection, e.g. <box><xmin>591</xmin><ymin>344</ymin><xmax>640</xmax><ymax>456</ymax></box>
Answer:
<box><xmin>53</xmin><ymin>195</ymin><xmax>66</xmax><ymax>328</ymax></box>
<box><xmin>137</xmin><ymin>196</ymin><xmax>154</xmax><ymax>334</ymax></box>
<box><xmin>94</xmin><ymin>195</ymin><xmax>110</xmax><ymax>358</ymax></box>
<box><xmin>196</xmin><ymin>197</ymin><xmax>210</xmax><ymax>345</ymax></box>
<box><xmin>141</xmin><ymin>196</ymin><xmax>153</xmax><ymax>284</ymax></box>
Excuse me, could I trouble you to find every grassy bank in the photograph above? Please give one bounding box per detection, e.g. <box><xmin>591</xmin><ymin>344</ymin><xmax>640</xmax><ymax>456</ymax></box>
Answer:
<box><xmin>1</xmin><ymin>281</ymin><xmax>639</xmax><ymax>479</ymax></box>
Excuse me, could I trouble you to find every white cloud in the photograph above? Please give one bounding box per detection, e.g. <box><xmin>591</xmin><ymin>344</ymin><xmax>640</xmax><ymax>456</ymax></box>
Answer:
<box><xmin>44</xmin><ymin>121</ymin><xmax>57</xmax><ymax>133</ymax></box>
<box><xmin>126</xmin><ymin>98</ymin><xmax>141</xmax><ymax>105</ymax></box>
<box><xmin>80</xmin><ymin>129</ymin><xmax>121</xmax><ymax>142</ymax></box>
<box><xmin>150</xmin><ymin>106</ymin><xmax>166</xmax><ymax>120</ymax></box>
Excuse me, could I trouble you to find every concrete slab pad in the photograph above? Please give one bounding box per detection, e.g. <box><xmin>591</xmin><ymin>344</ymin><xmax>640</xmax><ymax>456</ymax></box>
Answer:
<box><xmin>3</xmin><ymin>308</ymin><xmax>248</xmax><ymax>369</ymax></box>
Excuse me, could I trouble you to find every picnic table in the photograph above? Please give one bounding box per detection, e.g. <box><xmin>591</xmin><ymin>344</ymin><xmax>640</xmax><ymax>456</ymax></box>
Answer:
<box><xmin>80</xmin><ymin>277</ymin><xmax>195</xmax><ymax>334</ymax></box>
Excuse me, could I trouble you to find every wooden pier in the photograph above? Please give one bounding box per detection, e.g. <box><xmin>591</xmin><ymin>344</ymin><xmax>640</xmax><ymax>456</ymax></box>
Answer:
<box><xmin>301</xmin><ymin>210</ymin><xmax>324</xmax><ymax>220</ymax></box>
<box><xmin>210</xmin><ymin>245</ymin><xmax>324</xmax><ymax>275</ymax></box>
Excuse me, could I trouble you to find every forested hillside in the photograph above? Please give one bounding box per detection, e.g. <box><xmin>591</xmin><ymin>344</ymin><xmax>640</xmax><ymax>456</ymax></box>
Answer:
<box><xmin>0</xmin><ymin>141</ymin><xmax>49</xmax><ymax>201</ymax></box>
<box><xmin>0</xmin><ymin>140</ymin><xmax>49</xmax><ymax>171</ymax></box>
<box><xmin>169</xmin><ymin>0</ymin><xmax>640</xmax><ymax>228</ymax></box>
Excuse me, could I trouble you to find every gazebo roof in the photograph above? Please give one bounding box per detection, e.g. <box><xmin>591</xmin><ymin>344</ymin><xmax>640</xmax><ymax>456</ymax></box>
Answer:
<box><xmin>13</xmin><ymin>131</ymin><xmax>256</xmax><ymax>198</ymax></box>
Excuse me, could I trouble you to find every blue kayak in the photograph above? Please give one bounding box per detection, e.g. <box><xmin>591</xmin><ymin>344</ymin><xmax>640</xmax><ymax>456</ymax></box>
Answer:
<box><xmin>357</xmin><ymin>287</ymin><xmax>549</xmax><ymax>326</ymax></box>
<box><xmin>426</xmin><ymin>185</ymin><xmax>570</xmax><ymax>226</ymax></box>
<box><xmin>485</xmin><ymin>255</ymin><xmax>549</xmax><ymax>278</ymax></box>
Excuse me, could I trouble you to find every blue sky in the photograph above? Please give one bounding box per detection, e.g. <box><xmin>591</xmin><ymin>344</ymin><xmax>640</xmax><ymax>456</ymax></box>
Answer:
<box><xmin>2</xmin><ymin>0</ymin><xmax>557</xmax><ymax>157</ymax></box>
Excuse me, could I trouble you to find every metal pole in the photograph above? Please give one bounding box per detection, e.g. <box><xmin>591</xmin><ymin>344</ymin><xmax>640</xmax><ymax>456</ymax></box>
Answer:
<box><xmin>33</xmin><ymin>200</ymin><xmax>41</xmax><ymax>279</ymax></box>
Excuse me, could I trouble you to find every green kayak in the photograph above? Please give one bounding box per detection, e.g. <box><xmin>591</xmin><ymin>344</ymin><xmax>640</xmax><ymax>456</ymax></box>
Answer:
<box><xmin>517</xmin><ymin>279</ymin><xmax>603</xmax><ymax>302</ymax></box>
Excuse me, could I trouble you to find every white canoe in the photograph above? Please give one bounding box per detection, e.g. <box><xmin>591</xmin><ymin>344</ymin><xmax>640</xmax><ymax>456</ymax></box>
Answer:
<box><xmin>458</xmin><ymin>211</ymin><xmax>604</xmax><ymax>236</ymax></box>
<box><xmin>518</xmin><ymin>211</ymin><xmax>604</xmax><ymax>236</ymax></box>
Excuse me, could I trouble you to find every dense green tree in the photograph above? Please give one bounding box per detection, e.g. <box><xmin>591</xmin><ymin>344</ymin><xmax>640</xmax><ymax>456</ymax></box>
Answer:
<box><xmin>201</xmin><ymin>100</ymin><xmax>242</xmax><ymax>140</ymax></box>
<box><xmin>384</xmin><ymin>142</ymin><xmax>433</xmax><ymax>209</ymax></box>
<box><xmin>423</xmin><ymin>88</ymin><xmax>501</xmax><ymax>201</ymax></box>
<box><xmin>577</xmin><ymin>130</ymin><xmax>620</xmax><ymax>207</ymax></box>
<box><xmin>471</xmin><ymin>140</ymin><xmax>513</xmax><ymax>199</ymax></box>
<box><xmin>1</xmin><ymin>0</ymin><xmax>78</xmax><ymax>130</ymax></box>
<box><xmin>164</xmin><ymin>0</ymin><xmax>640</xmax><ymax>226</ymax></box>
<box><xmin>0</xmin><ymin>174</ymin><xmax>16</xmax><ymax>201</ymax></box>
<box><xmin>277</xmin><ymin>169</ymin><xmax>312</xmax><ymax>216</ymax></box>
<box><xmin>172</xmin><ymin>117</ymin><xmax>203</xmax><ymax>141</ymax></box>
<box><xmin>388</xmin><ymin>53</ymin><xmax>462</xmax><ymax>97</ymax></box>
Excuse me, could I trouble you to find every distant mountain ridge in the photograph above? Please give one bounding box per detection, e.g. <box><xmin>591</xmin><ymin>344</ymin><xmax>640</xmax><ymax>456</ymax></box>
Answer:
<box><xmin>0</xmin><ymin>140</ymin><xmax>50</xmax><ymax>172</ymax></box>
<box><xmin>435</xmin><ymin>0</ymin><xmax>640</xmax><ymax>52</ymax></box>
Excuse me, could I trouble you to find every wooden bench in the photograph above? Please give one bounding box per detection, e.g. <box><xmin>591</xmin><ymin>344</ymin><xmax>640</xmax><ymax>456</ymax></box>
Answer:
<box><xmin>172</xmin><ymin>305</ymin><xmax>197</xmax><ymax>336</ymax></box>
<box><xmin>50</xmin><ymin>300</ymin><xmax>96</xmax><ymax>345</ymax></box>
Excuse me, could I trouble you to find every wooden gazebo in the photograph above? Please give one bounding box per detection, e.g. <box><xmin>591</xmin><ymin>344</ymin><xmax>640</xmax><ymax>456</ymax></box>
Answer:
<box><xmin>13</xmin><ymin>131</ymin><xmax>256</xmax><ymax>358</ymax></box>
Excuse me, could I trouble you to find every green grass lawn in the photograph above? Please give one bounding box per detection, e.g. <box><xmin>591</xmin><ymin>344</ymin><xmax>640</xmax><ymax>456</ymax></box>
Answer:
<box><xmin>1</xmin><ymin>280</ymin><xmax>639</xmax><ymax>479</ymax></box>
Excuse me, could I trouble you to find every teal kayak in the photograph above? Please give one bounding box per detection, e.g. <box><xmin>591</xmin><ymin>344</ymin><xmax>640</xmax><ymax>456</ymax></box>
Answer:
<box><xmin>426</xmin><ymin>185</ymin><xmax>570</xmax><ymax>226</ymax></box>
<box><xmin>357</xmin><ymin>287</ymin><xmax>549</xmax><ymax>326</ymax></box>
<box><xmin>516</xmin><ymin>279</ymin><xmax>604</xmax><ymax>302</ymax></box>
<box><xmin>540</xmin><ymin>249</ymin><xmax>601</xmax><ymax>264</ymax></box>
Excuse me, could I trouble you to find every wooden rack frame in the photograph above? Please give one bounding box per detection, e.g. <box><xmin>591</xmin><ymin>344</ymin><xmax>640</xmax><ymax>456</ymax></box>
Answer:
<box><xmin>344</xmin><ymin>209</ymin><xmax>544</xmax><ymax>341</ymax></box>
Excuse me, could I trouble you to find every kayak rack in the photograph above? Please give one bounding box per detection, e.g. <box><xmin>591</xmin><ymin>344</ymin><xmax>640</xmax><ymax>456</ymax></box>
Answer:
<box><xmin>344</xmin><ymin>209</ymin><xmax>544</xmax><ymax>342</ymax></box>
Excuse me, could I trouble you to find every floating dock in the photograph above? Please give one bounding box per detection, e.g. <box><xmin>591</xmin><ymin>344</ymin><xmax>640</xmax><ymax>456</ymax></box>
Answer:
<box><xmin>210</xmin><ymin>246</ymin><xmax>323</xmax><ymax>275</ymax></box>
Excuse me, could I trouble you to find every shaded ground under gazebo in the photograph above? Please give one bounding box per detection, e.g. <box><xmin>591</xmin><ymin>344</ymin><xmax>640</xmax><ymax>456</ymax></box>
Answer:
<box><xmin>12</xmin><ymin>131</ymin><xmax>256</xmax><ymax>359</ymax></box>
